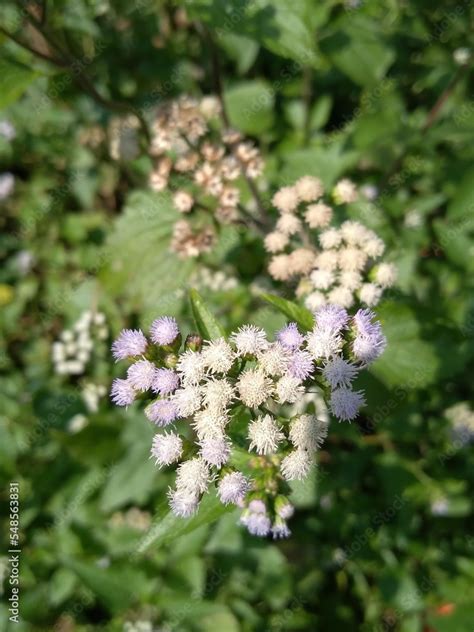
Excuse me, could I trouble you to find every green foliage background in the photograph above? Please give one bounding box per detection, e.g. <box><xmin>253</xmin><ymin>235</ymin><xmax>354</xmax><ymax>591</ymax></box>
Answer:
<box><xmin>1</xmin><ymin>1</ymin><xmax>473</xmax><ymax>630</ymax></box>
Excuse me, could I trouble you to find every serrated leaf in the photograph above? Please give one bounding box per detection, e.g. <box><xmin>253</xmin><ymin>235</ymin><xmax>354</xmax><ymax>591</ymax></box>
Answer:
<box><xmin>189</xmin><ymin>289</ymin><xmax>226</xmax><ymax>340</ymax></box>
<box><xmin>261</xmin><ymin>293</ymin><xmax>314</xmax><ymax>331</ymax></box>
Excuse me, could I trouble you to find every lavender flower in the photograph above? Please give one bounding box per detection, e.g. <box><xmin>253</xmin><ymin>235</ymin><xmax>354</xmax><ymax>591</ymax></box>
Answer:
<box><xmin>277</xmin><ymin>322</ymin><xmax>304</xmax><ymax>349</ymax></box>
<box><xmin>322</xmin><ymin>357</ymin><xmax>359</xmax><ymax>388</ymax></box>
<box><xmin>287</xmin><ymin>350</ymin><xmax>314</xmax><ymax>380</ymax></box>
<box><xmin>150</xmin><ymin>316</ymin><xmax>180</xmax><ymax>345</ymax></box>
<box><xmin>330</xmin><ymin>387</ymin><xmax>365</xmax><ymax>421</ymax></box>
<box><xmin>152</xmin><ymin>368</ymin><xmax>180</xmax><ymax>395</ymax></box>
<box><xmin>314</xmin><ymin>304</ymin><xmax>349</xmax><ymax>332</ymax></box>
<box><xmin>110</xmin><ymin>378</ymin><xmax>136</xmax><ymax>407</ymax></box>
<box><xmin>352</xmin><ymin>309</ymin><xmax>387</xmax><ymax>364</ymax></box>
<box><xmin>112</xmin><ymin>329</ymin><xmax>148</xmax><ymax>360</ymax></box>
<box><xmin>145</xmin><ymin>399</ymin><xmax>179</xmax><ymax>426</ymax></box>
<box><xmin>217</xmin><ymin>472</ymin><xmax>251</xmax><ymax>505</ymax></box>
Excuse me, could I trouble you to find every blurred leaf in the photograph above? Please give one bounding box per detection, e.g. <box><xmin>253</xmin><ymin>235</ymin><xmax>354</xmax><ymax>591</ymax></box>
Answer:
<box><xmin>261</xmin><ymin>293</ymin><xmax>314</xmax><ymax>331</ymax></box>
<box><xmin>320</xmin><ymin>15</ymin><xmax>394</xmax><ymax>87</ymax></box>
<box><xmin>224</xmin><ymin>80</ymin><xmax>275</xmax><ymax>134</ymax></box>
<box><xmin>0</xmin><ymin>58</ymin><xmax>39</xmax><ymax>108</ymax></box>
<box><xmin>190</xmin><ymin>289</ymin><xmax>226</xmax><ymax>340</ymax></box>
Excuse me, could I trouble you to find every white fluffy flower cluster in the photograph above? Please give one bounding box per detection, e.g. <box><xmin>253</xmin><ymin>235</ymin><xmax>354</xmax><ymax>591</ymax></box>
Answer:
<box><xmin>52</xmin><ymin>311</ymin><xmax>108</xmax><ymax>376</ymax></box>
<box><xmin>148</xmin><ymin>95</ymin><xmax>264</xmax><ymax>258</ymax></box>
<box><xmin>265</xmin><ymin>176</ymin><xmax>397</xmax><ymax>309</ymax></box>
<box><xmin>110</xmin><ymin>306</ymin><xmax>386</xmax><ymax>538</ymax></box>
<box><xmin>444</xmin><ymin>402</ymin><xmax>474</xmax><ymax>446</ymax></box>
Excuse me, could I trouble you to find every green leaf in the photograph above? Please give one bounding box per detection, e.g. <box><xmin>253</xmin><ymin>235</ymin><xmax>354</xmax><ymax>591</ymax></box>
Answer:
<box><xmin>371</xmin><ymin>302</ymin><xmax>439</xmax><ymax>388</ymax></box>
<box><xmin>188</xmin><ymin>0</ymin><xmax>319</xmax><ymax>66</ymax></box>
<box><xmin>134</xmin><ymin>492</ymin><xmax>232</xmax><ymax>553</ymax></box>
<box><xmin>61</xmin><ymin>559</ymin><xmax>141</xmax><ymax>613</ymax></box>
<box><xmin>261</xmin><ymin>293</ymin><xmax>314</xmax><ymax>331</ymax></box>
<box><xmin>320</xmin><ymin>15</ymin><xmax>394</xmax><ymax>87</ymax></box>
<box><xmin>447</xmin><ymin>167</ymin><xmax>474</xmax><ymax>220</ymax></box>
<box><xmin>0</xmin><ymin>58</ymin><xmax>40</xmax><ymax>108</ymax></box>
<box><xmin>224</xmin><ymin>80</ymin><xmax>275</xmax><ymax>135</ymax></box>
<box><xmin>102</xmin><ymin>190</ymin><xmax>195</xmax><ymax>311</ymax></box>
<box><xmin>189</xmin><ymin>289</ymin><xmax>226</xmax><ymax>340</ymax></box>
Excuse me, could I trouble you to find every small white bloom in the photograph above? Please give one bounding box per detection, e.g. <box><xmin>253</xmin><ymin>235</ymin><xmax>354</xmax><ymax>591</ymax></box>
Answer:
<box><xmin>304</xmin><ymin>291</ymin><xmax>327</xmax><ymax>311</ymax></box>
<box><xmin>127</xmin><ymin>360</ymin><xmax>157</xmax><ymax>391</ymax></box>
<box><xmin>199</xmin><ymin>434</ymin><xmax>231</xmax><ymax>467</ymax></box>
<box><xmin>201</xmin><ymin>338</ymin><xmax>235</xmax><ymax>373</ymax></box>
<box><xmin>374</xmin><ymin>262</ymin><xmax>397</xmax><ymax>288</ymax></box>
<box><xmin>276</xmin><ymin>213</ymin><xmax>302</xmax><ymax>236</ymax></box>
<box><xmin>172</xmin><ymin>385</ymin><xmax>202</xmax><ymax>417</ymax></box>
<box><xmin>175</xmin><ymin>457</ymin><xmax>210</xmax><ymax>494</ymax></box>
<box><xmin>330</xmin><ymin>387</ymin><xmax>365</xmax><ymax>421</ymax></box>
<box><xmin>306</xmin><ymin>328</ymin><xmax>342</xmax><ymax>360</ymax></box>
<box><xmin>310</xmin><ymin>268</ymin><xmax>335</xmax><ymax>291</ymax></box>
<box><xmin>258</xmin><ymin>342</ymin><xmax>289</xmax><ymax>377</ymax></box>
<box><xmin>202</xmin><ymin>378</ymin><xmax>235</xmax><ymax>411</ymax></box>
<box><xmin>276</xmin><ymin>375</ymin><xmax>305</xmax><ymax>404</ymax></box>
<box><xmin>176</xmin><ymin>350</ymin><xmax>207</xmax><ymax>385</ymax></box>
<box><xmin>281</xmin><ymin>449</ymin><xmax>313</xmax><ymax>481</ymax></box>
<box><xmin>248</xmin><ymin>414</ymin><xmax>284</xmax><ymax>455</ymax></box>
<box><xmin>237</xmin><ymin>368</ymin><xmax>273</xmax><ymax>408</ymax></box>
<box><xmin>272</xmin><ymin>186</ymin><xmax>299</xmax><ymax>213</ymax></box>
<box><xmin>217</xmin><ymin>471</ymin><xmax>251</xmax><ymax>505</ymax></box>
<box><xmin>319</xmin><ymin>227</ymin><xmax>342</xmax><ymax>250</ymax></box>
<box><xmin>231</xmin><ymin>325</ymin><xmax>268</xmax><ymax>356</ymax></box>
<box><xmin>192</xmin><ymin>407</ymin><xmax>229</xmax><ymax>440</ymax></box>
<box><xmin>294</xmin><ymin>175</ymin><xmax>324</xmax><ymax>202</ymax></box>
<box><xmin>327</xmin><ymin>286</ymin><xmax>354</xmax><ymax>308</ymax></box>
<box><xmin>264</xmin><ymin>231</ymin><xmax>289</xmax><ymax>253</ymax></box>
<box><xmin>359</xmin><ymin>283</ymin><xmax>383</xmax><ymax>307</ymax></box>
<box><xmin>288</xmin><ymin>415</ymin><xmax>328</xmax><ymax>451</ymax></box>
<box><xmin>151</xmin><ymin>432</ymin><xmax>183</xmax><ymax>466</ymax></box>
<box><xmin>168</xmin><ymin>488</ymin><xmax>200</xmax><ymax>518</ymax></box>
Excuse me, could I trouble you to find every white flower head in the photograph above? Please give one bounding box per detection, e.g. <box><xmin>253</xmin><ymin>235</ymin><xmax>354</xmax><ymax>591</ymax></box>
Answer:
<box><xmin>304</xmin><ymin>291</ymin><xmax>327</xmax><ymax>311</ymax></box>
<box><xmin>281</xmin><ymin>449</ymin><xmax>314</xmax><ymax>481</ymax></box>
<box><xmin>272</xmin><ymin>186</ymin><xmax>299</xmax><ymax>213</ymax></box>
<box><xmin>127</xmin><ymin>360</ymin><xmax>157</xmax><ymax>392</ymax></box>
<box><xmin>175</xmin><ymin>457</ymin><xmax>210</xmax><ymax>495</ymax></box>
<box><xmin>192</xmin><ymin>407</ymin><xmax>229</xmax><ymax>440</ymax></box>
<box><xmin>264</xmin><ymin>231</ymin><xmax>289</xmax><ymax>254</ymax></box>
<box><xmin>217</xmin><ymin>471</ymin><xmax>251</xmax><ymax>505</ymax></box>
<box><xmin>276</xmin><ymin>375</ymin><xmax>305</xmax><ymax>404</ymax></box>
<box><xmin>151</xmin><ymin>432</ymin><xmax>183</xmax><ymax>467</ymax></box>
<box><xmin>374</xmin><ymin>262</ymin><xmax>397</xmax><ymax>288</ymax></box>
<box><xmin>327</xmin><ymin>286</ymin><xmax>355</xmax><ymax>308</ymax></box>
<box><xmin>248</xmin><ymin>414</ymin><xmax>285</xmax><ymax>455</ymax></box>
<box><xmin>201</xmin><ymin>338</ymin><xmax>235</xmax><ymax>373</ymax></box>
<box><xmin>176</xmin><ymin>350</ymin><xmax>207</xmax><ymax>385</ymax></box>
<box><xmin>295</xmin><ymin>175</ymin><xmax>324</xmax><ymax>202</ymax></box>
<box><xmin>288</xmin><ymin>415</ymin><xmax>328</xmax><ymax>451</ymax></box>
<box><xmin>310</xmin><ymin>268</ymin><xmax>335</xmax><ymax>291</ymax></box>
<box><xmin>258</xmin><ymin>342</ymin><xmax>290</xmax><ymax>377</ymax></box>
<box><xmin>359</xmin><ymin>283</ymin><xmax>383</xmax><ymax>307</ymax></box>
<box><xmin>237</xmin><ymin>368</ymin><xmax>273</xmax><ymax>408</ymax></box>
<box><xmin>231</xmin><ymin>325</ymin><xmax>269</xmax><ymax>356</ymax></box>
<box><xmin>319</xmin><ymin>228</ymin><xmax>342</xmax><ymax>250</ymax></box>
<box><xmin>168</xmin><ymin>488</ymin><xmax>200</xmax><ymax>518</ymax></box>
<box><xmin>172</xmin><ymin>385</ymin><xmax>202</xmax><ymax>417</ymax></box>
<box><xmin>199</xmin><ymin>434</ymin><xmax>231</xmax><ymax>468</ymax></box>
<box><xmin>306</xmin><ymin>328</ymin><xmax>343</xmax><ymax>360</ymax></box>
<box><xmin>202</xmin><ymin>378</ymin><xmax>235</xmax><ymax>411</ymax></box>
<box><xmin>276</xmin><ymin>213</ymin><xmax>302</xmax><ymax>236</ymax></box>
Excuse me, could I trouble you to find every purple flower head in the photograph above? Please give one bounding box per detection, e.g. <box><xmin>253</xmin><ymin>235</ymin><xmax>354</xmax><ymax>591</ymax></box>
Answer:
<box><xmin>330</xmin><ymin>387</ymin><xmax>365</xmax><ymax>421</ymax></box>
<box><xmin>111</xmin><ymin>329</ymin><xmax>148</xmax><ymax>361</ymax></box>
<box><xmin>277</xmin><ymin>322</ymin><xmax>304</xmax><ymax>350</ymax></box>
<box><xmin>287</xmin><ymin>350</ymin><xmax>314</xmax><ymax>381</ymax></box>
<box><xmin>110</xmin><ymin>378</ymin><xmax>136</xmax><ymax>407</ymax></box>
<box><xmin>217</xmin><ymin>472</ymin><xmax>251</xmax><ymax>505</ymax></box>
<box><xmin>127</xmin><ymin>359</ymin><xmax>157</xmax><ymax>391</ymax></box>
<box><xmin>248</xmin><ymin>499</ymin><xmax>267</xmax><ymax>514</ymax></box>
<box><xmin>150</xmin><ymin>316</ymin><xmax>180</xmax><ymax>346</ymax></box>
<box><xmin>152</xmin><ymin>368</ymin><xmax>180</xmax><ymax>395</ymax></box>
<box><xmin>241</xmin><ymin>511</ymin><xmax>271</xmax><ymax>537</ymax></box>
<box><xmin>145</xmin><ymin>398</ymin><xmax>179</xmax><ymax>426</ymax></box>
<box><xmin>314</xmin><ymin>304</ymin><xmax>349</xmax><ymax>333</ymax></box>
<box><xmin>352</xmin><ymin>309</ymin><xmax>387</xmax><ymax>364</ymax></box>
<box><xmin>272</xmin><ymin>517</ymin><xmax>291</xmax><ymax>539</ymax></box>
